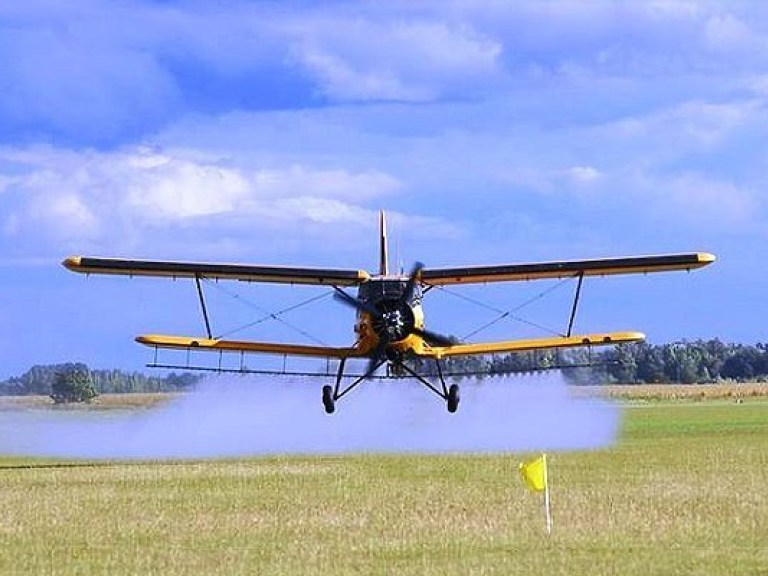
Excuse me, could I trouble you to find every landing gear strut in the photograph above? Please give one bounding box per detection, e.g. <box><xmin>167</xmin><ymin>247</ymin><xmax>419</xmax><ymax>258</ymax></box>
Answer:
<box><xmin>322</xmin><ymin>357</ymin><xmax>460</xmax><ymax>414</ymax></box>
<box><xmin>321</xmin><ymin>357</ymin><xmax>377</xmax><ymax>415</ymax></box>
<box><xmin>398</xmin><ymin>359</ymin><xmax>460</xmax><ymax>414</ymax></box>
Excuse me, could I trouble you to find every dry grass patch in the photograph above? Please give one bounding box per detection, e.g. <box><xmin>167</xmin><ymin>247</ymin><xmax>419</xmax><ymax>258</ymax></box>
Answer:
<box><xmin>576</xmin><ymin>382</ymin><xmax>768</xmax><ymax>402</ymax></box>
<box><xmin>0</xmin><ymin>393</ymin><xmax>178</xmax><ymax>411</ymax></box>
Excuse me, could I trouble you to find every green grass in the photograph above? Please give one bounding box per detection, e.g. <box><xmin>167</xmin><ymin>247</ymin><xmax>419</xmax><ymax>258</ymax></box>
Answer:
<box><xmin>1</xmin><ymin>401</ymin><xmax>767</xmax><ymax>575</ymax></box>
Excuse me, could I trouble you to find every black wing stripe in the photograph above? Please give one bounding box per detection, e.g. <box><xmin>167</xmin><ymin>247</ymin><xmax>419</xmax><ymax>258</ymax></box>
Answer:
<box><xmin>421</xmin><ymin>253</ymin><xmax>714</xmax><ymax>284</ymax></box>
<box><xmin>64</xmin><ymin>257</ymin><xmax>369</xmax><ymax>286</ymax></box>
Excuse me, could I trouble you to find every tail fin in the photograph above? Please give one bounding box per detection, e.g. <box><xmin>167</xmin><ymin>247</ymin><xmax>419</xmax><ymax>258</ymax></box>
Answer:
<box><xmin>379</xmin><ymin>210</ymin><xmax>389</xmax><ymax>276</ymax></box>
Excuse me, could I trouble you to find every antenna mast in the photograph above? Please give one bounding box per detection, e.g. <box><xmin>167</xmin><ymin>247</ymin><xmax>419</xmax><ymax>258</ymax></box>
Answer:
<box><xmin>379</xmin><ymin>210</ymin><xmax>389</xmax><ymax>276</ymax></box>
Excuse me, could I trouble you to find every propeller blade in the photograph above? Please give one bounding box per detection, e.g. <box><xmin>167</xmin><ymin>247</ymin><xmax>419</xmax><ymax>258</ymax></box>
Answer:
<box><xmin>403</xmin><ymin>261</ymin><xmax>424</xmax><ymax>303</ymax></box>
<box><xmin>411</xmin><ymin>327</ymin><xmax>459</xmax><ymax>348</ymax></box>
<box><xmin>363</xmin><ymin>339</ymin><xmax>388</xmax><ymax>379</ymax></box>
<box><xmin>333</xmin><ymin>287</ymin><xmax>381</xmax><ymax>317</ymax></box>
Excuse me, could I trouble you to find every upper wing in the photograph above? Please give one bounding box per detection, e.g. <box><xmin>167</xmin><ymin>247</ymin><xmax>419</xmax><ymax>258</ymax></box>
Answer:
<box><xmin>136</xmin><ymin>334</ymin><xmax>368</xmax><ymax>359</ymax></box>
<box><xmin>63</xmin><ymin>256</ymin><xmax>370</xmax><ymax>287</ymax></box>
<box><xmin>416</xmin><ymin>331</ymin><xmax>645</xmax><ymax>358</ymax></box>
<box><xmin>420</xmin><ymin>253</ymin><xmax>715</xmax><ymax>286</ymax></box>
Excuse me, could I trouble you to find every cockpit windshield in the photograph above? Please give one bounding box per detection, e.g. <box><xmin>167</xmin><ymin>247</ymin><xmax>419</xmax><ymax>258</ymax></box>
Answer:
<box><xmin>357</xmin><ymin>279</ymin><xmax>421</xmax><ymax>303</ymax></box>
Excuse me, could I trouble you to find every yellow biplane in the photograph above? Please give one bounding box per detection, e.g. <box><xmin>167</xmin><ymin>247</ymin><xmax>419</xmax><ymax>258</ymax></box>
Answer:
<box><xmin>63</xmin><ymin>211</ymin><xmax>714</xmax><ymax>413</ymax></box>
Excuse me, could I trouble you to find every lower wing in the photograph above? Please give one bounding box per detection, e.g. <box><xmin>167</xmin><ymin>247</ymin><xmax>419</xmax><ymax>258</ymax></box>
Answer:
<box><xmin>137</xmin><ymin>331</ymin><xmax>643</xmax><ymax>360</ymax></box>
<box><xmin>415</xmin><ymin>331</ymin><xmax>645</xmax><ymax>358</ymax></box>
<box><xmin>136</xmin><ymin>335</ymin><xmax>367</xmax><ymax>359</ymax></box>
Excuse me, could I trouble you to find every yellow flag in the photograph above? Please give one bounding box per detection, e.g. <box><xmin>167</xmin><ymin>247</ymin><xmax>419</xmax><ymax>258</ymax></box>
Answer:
<box><xmin>519</xmin><ymin>454</ymin><xmax>548</xmax><ymax>493</ymax></box>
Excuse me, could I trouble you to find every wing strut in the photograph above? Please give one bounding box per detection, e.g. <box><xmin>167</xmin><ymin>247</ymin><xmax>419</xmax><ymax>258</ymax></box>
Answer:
<box><xmin>194</xmin><ymin>274</ymin><xmax>213</xmax><ymax>339</ymax></box>
<box><xmin>566</xmin><ymin>273</ymin><xmax>584</xmax><ymax>337</ymax></box>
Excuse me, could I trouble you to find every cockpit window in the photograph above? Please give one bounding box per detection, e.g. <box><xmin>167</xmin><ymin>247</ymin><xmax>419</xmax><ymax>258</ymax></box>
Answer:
<box><xmin>358</xmin><ymin>279</ymin><xmax>421</xmax><ymax>303</ymax></box>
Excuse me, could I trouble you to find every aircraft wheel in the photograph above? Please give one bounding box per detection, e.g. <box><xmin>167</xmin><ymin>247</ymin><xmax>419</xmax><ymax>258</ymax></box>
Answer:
<box><xmin>322</xmin><ymin>385</ymin><xmax>336</xmax><ymax>414</ymax></box>
<box><xmin>447</xmin><ymin>384</ymin><xmax>460</xmax><ymax>413</ymax></box>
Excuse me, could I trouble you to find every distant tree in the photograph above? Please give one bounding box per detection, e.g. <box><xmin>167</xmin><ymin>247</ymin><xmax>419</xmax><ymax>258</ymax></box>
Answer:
<box><xmin>634</xmin><ymin>343</ymin><xmax>666</xmax><ymax>383</ymax></box>
<box><xmin>50</xmin><ymin>364</ymin><xmax>98</xmax><ymax>404</ymax></box>
<box><xmin>701</xmin><ymin>339</ymin><xmax>729</xmax><ymax>381</ymax></box>
<box><xmin>607</xmin><ymin>343</ymin><xmax>641</xmax><ymax>383</ymax></box>
<box><xmin>721</xmin><ymin>346</ymin><xmax>768</xmax><ymax>381</ymax></box>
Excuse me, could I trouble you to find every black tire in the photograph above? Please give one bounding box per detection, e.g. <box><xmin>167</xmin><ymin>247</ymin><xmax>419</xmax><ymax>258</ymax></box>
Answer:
<box><xmin>322</xmin><ymin>385</ymin><xmax>336</xmax><ymax>414</ymax></box>
<box><xmin>447</xmin><ymin>383</ymin><xmax>460</xmax><ymax>413</ymax></box>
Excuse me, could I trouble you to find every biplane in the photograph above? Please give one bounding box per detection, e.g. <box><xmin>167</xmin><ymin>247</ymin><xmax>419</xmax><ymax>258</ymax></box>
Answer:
<box><xmin>63</xmin><ymin>211</ymin><xmax>714</xmax><ymax>413</ymax></box>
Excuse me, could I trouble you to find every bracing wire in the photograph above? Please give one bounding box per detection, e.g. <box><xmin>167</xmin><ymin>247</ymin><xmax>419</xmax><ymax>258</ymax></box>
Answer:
<box><xmin>202</xmin><ymin>279</ymin><xmax>332</xmax><ymax>345</ymax></box>
<box><xmin>428</xmin><ymin>276</ymin><xmax>576</xmax><ymax>340</ymax></box>
<box><xmin>462</xmin><ymin>312</ymin><xmax>562</xmax><ymax>340</ymax></box>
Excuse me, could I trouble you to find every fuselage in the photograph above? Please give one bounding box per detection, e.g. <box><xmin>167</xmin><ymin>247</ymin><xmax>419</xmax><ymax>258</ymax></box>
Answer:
<box><xmin>354</xmin><ymin>276</ymin><xmax>426</xmax><ymax>357</ymax></box>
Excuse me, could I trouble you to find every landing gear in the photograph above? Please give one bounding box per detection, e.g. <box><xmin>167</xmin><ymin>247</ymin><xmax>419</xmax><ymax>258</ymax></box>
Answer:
<box><xmin>321</xmin><ymin>357</ymin><xmax>461</xmax><ymax>414</ymax></box>
<box><xmin>322</xmin><ymin>385</ymin><xmax>335</xmax><ymax>414</ymax></box>
<box><xmin>321</xmin><ymin>357</ymin><xmax>378</xmax><ymax>415</ymax></box>
<box><xmin>393</xmin><ymin>359</ymin><xmax>461</xmax><ymax>414</ymax></box>
<box><xmin>447</xmin><ymin>384</ymin><xmax>460</xmax><ymax>413</ymax></box>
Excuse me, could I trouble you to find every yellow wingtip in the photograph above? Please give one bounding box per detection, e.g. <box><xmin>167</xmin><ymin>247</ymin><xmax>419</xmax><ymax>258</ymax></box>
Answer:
<box><xmin>697</xmin><ymin>252</ymin><xmax>716</xmax><ymax>265</ymax></box>
<box><xmin>62</xmin><ymin>256</ymin><xmax>82</xmax><ymax>271</ymax></box>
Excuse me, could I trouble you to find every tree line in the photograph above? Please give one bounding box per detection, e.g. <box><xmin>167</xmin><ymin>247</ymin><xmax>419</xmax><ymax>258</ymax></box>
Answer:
<box><xmin>595</xmin><ymin>340</ymin><xmax>768</xmax><ymax>384</ymax></box>
<box><xmin>0</xmin><ymin>363</ymin><xmax>203</xmax><ymax>396</ymax></box>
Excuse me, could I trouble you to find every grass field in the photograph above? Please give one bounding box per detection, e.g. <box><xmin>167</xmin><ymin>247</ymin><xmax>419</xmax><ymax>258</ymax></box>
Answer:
<box><xmin>1</xmin><ymin>389</ymin><xmax>767</xmax><ymax>575</ymax></box>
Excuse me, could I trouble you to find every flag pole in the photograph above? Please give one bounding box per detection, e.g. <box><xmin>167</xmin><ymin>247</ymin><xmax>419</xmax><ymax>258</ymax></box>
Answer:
<box><xmin>543</xmin><ymin>453</ymin><xmax>553</xmax><ymax>534</ymax></box>
<box><xmin>519</xmin><ymin>453</ymin><xmax>554</xmax><ymax>535</ymax></box>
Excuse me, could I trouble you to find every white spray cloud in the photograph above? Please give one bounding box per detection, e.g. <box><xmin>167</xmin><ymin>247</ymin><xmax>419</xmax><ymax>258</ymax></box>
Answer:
<box><xmin>0</xmin><ymin>373</ymin><xmax>620</xmax><ymax>459</ymax></box>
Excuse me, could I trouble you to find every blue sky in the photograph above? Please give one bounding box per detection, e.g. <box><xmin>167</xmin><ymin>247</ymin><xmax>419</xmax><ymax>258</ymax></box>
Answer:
<box><xmin>0</xmin><ymin>0</ymin><xmax>765</xmax><ymax>379</ymax></box>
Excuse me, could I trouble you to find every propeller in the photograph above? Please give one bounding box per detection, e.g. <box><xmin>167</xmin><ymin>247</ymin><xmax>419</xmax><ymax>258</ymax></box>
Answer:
<box><xmin>403</xmin><ymin>261</ymin><xmax>424</xmax><ymax>303</ymax></box>
<box><xmin>333</xmin><ymin>286</ymin><xmax>380</xmax><ymax>316</ymax></box>
<box><xmin>411</xmin><ymin>327</ymin><xmax>458</xmax><ymax>348</ymax></box>
<box><xmin>334</xmin><ymin>262</ymin><xmax>457</xmax><ymax>376</ymax></box>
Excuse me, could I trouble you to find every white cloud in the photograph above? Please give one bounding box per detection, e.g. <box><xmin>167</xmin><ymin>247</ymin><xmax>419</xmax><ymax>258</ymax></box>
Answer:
<box><xmin>0</xmin><ymin>145</ymin><xmax>413</xmax><ymax>258</ymax></box>
<box><xmin>2</xmin><ymin>1</ymin><xmax>768</xmax><ymax>257</ymax></box>
<box><xmin>266</xmin><ymin>197</ymin><xmax>372</xmax><ymax>225</ymax></box>
<box><xmin>653</xmin><ymin>172</ymin><xmax>759</xmax><ymax>226</ymax></box>
<box><xmin>568</xmin><ymin>166</ymin><xmax>602</xmax><ymax>184</ymax></box>
<box><xmin>4</xmin><ymin>0</ymin><xmax>768</xmax><ymax>146</ymax></box>
<box><xmin>567</xmin><ymin>165</ymin><xmax>764</xmax><ymax>232</ymax></box>
<box><xmin>125</xmin><ymin>155</ymin><xmax>250</xmax><ymax>220</ymax></box>
<box><xmin>294</xmin><ymin>19</ymin><xmax>503</xmax><ymax>101</ymax></box>
<box><xmin>608</xmin><ymin>100</ymin><xmax>756</xmax><ymax>159</ymax></box>
<box><xmin>247</xmin><ymin>165</ymin><xmax>400</xmax><ymax>202</ymax></box>
<box><xmin>41</xmin><ymin>192</ymin><xmax>98</xmax><ymax>231</ymax></box>
<box><xmin>0</xmin><ymin>174</ymin><xmax>14</xmax><ymax>193</ymax></box>
<box><xmin>670</xmin><ymin>101</ymin><xmax>754</xmax><ymax>145</ymax></box>
<box><xmin>704</xmin><ymin>13</ymin><xmax>765</xmax><ymax>55</ymax></box>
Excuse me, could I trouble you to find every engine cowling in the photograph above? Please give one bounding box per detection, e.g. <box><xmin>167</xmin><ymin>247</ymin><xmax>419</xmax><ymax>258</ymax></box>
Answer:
<box><xmin>371</xmin><ymin>298</ymin><xmax>415</xmax><ymax>342</ymax></box>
